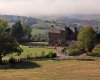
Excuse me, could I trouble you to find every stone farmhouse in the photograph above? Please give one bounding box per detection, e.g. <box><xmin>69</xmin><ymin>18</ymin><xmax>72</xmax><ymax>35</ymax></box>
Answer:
<box><xmin>48</xmin><ymin>25</ymin><xmax>78</xmax><ymax>46</ymax></box>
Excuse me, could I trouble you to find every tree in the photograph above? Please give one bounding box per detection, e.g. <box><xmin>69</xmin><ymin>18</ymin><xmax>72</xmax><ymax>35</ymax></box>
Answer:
<box><xmin>67</xmin><ymin>43</ymin><xmax>81</xmax><ymax>56</ymax></box>
<box><xmin>0</xmin><ymin>34</ymin><xmax>23</xmax><ymax>64</ymax></box>
<box><xmin>0</xmin><ymin>18</ymin><xmax>9</xmax><ymax>34</ymax></box>
<box><xmin>32</xmin><ymin>34</ymin><xmax>37</xmax><ymax>41</ymax></box>
<box><xmin>22</xmin><ymin>22</ymin><xmax>32</xmax><ymax>39</ymax></box>
<box><xmin>91</xmin><ymin>44</ymin><xmax>100</xmax><ymax>57</ymax></box>
<box><xmin>77</xmin><ymin>26</ymin><xmax>97</xmax><ymax>52</ymax></box>
<box><xmin>11</xmin><ymin>21</ymin><xmax>23</xmax><ymax>40</ymax></box>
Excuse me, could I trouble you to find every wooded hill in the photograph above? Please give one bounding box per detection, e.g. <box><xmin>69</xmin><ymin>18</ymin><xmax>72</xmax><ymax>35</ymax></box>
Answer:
<box><xmin>0</xmin><ymin>14</ymin><xmax>37</xmax><ymax>27</ymax></box>
<box><xmin>1</xmin><ymin>14</ymin><xmax>100</xmax><ymax>28</ymax></box>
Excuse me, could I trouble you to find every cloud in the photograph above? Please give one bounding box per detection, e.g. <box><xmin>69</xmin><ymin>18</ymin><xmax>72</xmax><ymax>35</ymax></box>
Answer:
<box><xmin>0</xmin><ymin>0</ymin><xmax>100</xmax><ymax>16</ymax></box>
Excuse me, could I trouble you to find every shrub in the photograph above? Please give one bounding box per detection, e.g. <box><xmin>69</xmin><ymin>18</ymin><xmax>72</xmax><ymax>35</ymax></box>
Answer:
<box><xmin>26</xmin><ymin>53</ymin><xmax>33</xmax><ymax>60</ymax></box>
<box><xmin>67</xmin><ymin>43</ymin><xmax>79</xmax><ymax>50</ymax></box>
<box><xmin>9</xmin><ymin>57</ymin><xmax>16</xmax><ymax>64</ymax></box>
<box><xmin>41</xmin><ymin>50</ymin><xmax>45</xmax><ymax>57</ymax></box>
<box><xmin>45</xmin><ymin>54</ymin><xmax>50</xmax><ymax>58</ymax></box>
<box><xmin>89</xmin><ymin>44</ymin><xmax>100</xmax><ymax>57</ymax></box>
<box><xmin>34</xmin><ymin>53</ymin><xmax>38</xmax><ymax>58</ymax></box>
<box><xmin>52</xmin><ymin>52</ymin><xmax>57</xmax><ymax>58</ymax></box>
<box><xmin>67</xmin><ymin>48</ymin><xmax>81</xmax><ymax>56</ymax></box>
<box><xmin>87</xmin><ymin>52</ymin><xmax>94</xmax><ymax>56</ymax></box>
<box><xmin>64</xmin><ymin>51</ymin><xmax>67</xmax><ymax>55</ymax></box>
<box><xmin>46</xmin><ymin>51</ymin><xmax>52</xmax><ymax>58</ymax></box>
<box><xmin>61</xmin><ymin>47</ymin><xmax>66</xmax><ymax>53</ymax></box>
<box><xmin>67</xmin><ymin>43</ymin><xmax>83</xmax><ymax>56</ymax></box>
<box><xmin>45</xmin><ymin>51</ymin><xmax>57</xmax><ymax>58</ymax></box>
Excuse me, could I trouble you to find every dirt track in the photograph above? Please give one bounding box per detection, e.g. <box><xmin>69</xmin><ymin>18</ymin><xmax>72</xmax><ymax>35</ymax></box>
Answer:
<box><xmin>55</xmin><ymin>47</ymin><xmax>86</xmax><ymax>60</ymax></box>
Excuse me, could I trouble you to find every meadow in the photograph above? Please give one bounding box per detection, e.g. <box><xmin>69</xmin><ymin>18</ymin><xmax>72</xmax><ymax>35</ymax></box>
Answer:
<box><xmin>0</xmin><ymin>59</ymin><xmax>100</xmax><ymax>80</ymax></box>
<box><xmin>33</xmin><ymin>20</ymin><xmax>56</xmax><ymax>28</ymax></box>
<box><xmin>31</xmin><ymin>29</ymin><xmax>47</xmax><ymax>35</ymax></box>
<box><xmin>1</xmin><ymin>42</ymin><xmax>100</xmax><ymax>80</ymax></box>
<box><xmin>2</xmin><ymin>42</ymin><xmax>54</xmax><ymax>60</ymax></box>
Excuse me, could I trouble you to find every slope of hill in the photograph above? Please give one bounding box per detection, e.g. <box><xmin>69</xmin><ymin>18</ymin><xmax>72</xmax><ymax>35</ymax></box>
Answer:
<box><xmin>0</xmin><ymin>14</ymin><xmax>57</xmax><ymax>28</ymax></box>
<box><xmin>37</xmin><ymin>14</ymin><xmax>100</xmax><ymax>27</ymax></box>
<box><xmin>1</xmin><ymin>14</ymin><xmax>100</xmax><ymax>28</ymax></box>
<box><xmin>0</xmin><ymin>14</ymin><xmax>37</xmax><ymax>26</ymax></box>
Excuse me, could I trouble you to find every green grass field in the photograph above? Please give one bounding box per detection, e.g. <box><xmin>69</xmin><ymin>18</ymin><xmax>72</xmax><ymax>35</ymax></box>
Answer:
<box><xmin>3</xmin><ymin>43</ymin><xmax>54</xmax><ymax>60</ymax></box>
<box><xmin>1</xmin><ymin>42</ymin><xmax>100</xmax><ymax>80</ymax></box>
<box><xmin>2</xmin><ymin>45</ymin><xmax>54</xmax><ymax>60</ymax></box>
<box><xmin>20</xmin><ymin>45</ymin><xmax>54</xmax><ymax>58</ymax></box>
<box><xmin>32</xmin><ymin>20</ymin><xmax>56</xmax><ymax>36</ymax></box>
<box><xmin>33</xmin><ymin>20</ymin><xmax>56</xmax><ymax>28</ymax></box>
<box><xmin>31</xmin><ymin>29</ymin><xmax>47</xmax><ymax>35</ymax></box>
<box><xmin>0</xmin><ymin>59</ymin><xmax>100</xmax><ymax>80</ymax></box>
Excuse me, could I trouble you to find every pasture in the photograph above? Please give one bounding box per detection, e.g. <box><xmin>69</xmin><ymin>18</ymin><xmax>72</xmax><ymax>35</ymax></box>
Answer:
<box><xmin>33</xmin><ymin>20</ymin><xmax>56</xmax><ymax>28</ymax></box>
<box><xmin>1</xmin><ymin>42</ymin><xmax>100</xmax><ymax>80</ymax></box>
<box><xmin>2</xmin><ymin>43</ymin><xmax>54</xmax><ymax>60</ymax></box>
<box><xmin>0</xmin><ymin>59</ymin><xmax>100</xmax><ymax>80</ymax></box>
<box><xmin>31</xmin><ymin>29</ymin><xmax>47</xmax><ymax>35</ymax></box>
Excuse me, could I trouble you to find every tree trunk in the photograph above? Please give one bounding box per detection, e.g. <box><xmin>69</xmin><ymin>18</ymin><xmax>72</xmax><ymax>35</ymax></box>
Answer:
<box><xmin>0</xmin><ymin>54</ymin><xmax>2</xmax><ymax>65</ymax></box>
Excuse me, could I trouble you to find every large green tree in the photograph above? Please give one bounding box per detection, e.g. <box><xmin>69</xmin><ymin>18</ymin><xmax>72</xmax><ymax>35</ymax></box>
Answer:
<box><xmin>77</xmin><ymin>26</ymin><xmax>97</xmax><ymax>52</ymax></box>
<box><xmin>11</xmin><ymin>21</ymin><xmax>23</xmax><ymax>40</ymax></box>
<box><xmin>22</xmin><ymin>22</ymin><xmax>32</xmax><ymax>39</ymax></box>
<box><xmin>0</xmin><ymin>34</ymin><xmax>23</xmax><ymax>64</ymax></box>
<box><xmin>0</xmin><ymin>18</ymin><xmax>9</xmax><ymax>34</ymax></box>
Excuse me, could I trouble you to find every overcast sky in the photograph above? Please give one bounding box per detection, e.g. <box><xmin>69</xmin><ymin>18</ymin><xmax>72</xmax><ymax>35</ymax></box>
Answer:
<box><xmin>0</xmin><ymin>0</ymin><xmax>100</xmax><ymax>16</ymax></box>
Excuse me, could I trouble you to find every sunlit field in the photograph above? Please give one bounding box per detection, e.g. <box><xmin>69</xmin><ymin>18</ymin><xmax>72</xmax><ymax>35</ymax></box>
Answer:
<box><xmin>1</xmin><ymin>42</ymin><xmax>100</xmax><ymax>80</ymax></box>
<box><xmin>0</xmin><ymin>59</ymin><xmax>100</xmax><ymax>80</ymax></box>
<box><xmin>2</xmin><ymin>44</ymin><xmax>54</xmax><ymax>60</ymax></box>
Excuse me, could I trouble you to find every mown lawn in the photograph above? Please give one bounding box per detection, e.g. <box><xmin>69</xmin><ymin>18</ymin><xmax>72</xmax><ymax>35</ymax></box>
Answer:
<box><xmin>2</xmin><ymin>45</ymin><xmax>54</xmax><ymax>60</ymax></box>
<box><xmin>20</xmin><ymin>45</ymin><xmax>54</xmax><ymax>58</ymax></box>
<box><xmin>0</xmin><ymin>59</ymin><xmax>100</xmax><ymax>80</ymax></box>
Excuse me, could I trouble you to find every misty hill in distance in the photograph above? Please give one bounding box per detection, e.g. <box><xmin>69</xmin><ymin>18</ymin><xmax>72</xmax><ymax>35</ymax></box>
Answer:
<box><xmin>38</xmin><ymin>14</ymin><xmax>100</xmax><ymax>27</ymax></box>
<box><xmin>38</xmin><ymin>14</ymin><xmax>100</xmax><ymax>21</ymax></box>
<box><xmin>0</xmin><ymin>14</ymin><xmax>37</xmax><ymax>27</ymax></box>
<box><xmin>0</xmin><ymin>14</ymin><xmax>100</xmax><ymax>28</ymax></box>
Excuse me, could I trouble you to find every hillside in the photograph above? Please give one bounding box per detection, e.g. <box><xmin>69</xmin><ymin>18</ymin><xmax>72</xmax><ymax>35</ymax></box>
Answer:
<box><xmin>1</xmin><ymin>14</ymin><xmax>100</xmax><ymax>30</ymax></box>
<box><xmin>37</xmin><ymin>14</ymin><xmax>100</xmax><ymax>27</ymax></box>
<box><xmin>1</xmin><ymin>14</ymin><xmax>100</xmax><ymax>28</ymax></box>
<box><xmin>0</xmin><ymin>14</ymin><xmax>38</xmax><ymax>26</ymax></box>
<box><xmin>0</xmin><ymin>14</ymin><xmax>56</xmax><ymax>28</ymax></box>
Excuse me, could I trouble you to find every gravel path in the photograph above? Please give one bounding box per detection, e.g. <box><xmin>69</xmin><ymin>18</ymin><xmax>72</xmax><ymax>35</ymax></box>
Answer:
<box><xmin>55</xmin><ymin>47</ymin><xmax>86</xmax><ymax>60</ymax></box>
<box><xmin>55</xmin><ymin>47</ymin><xmax>73</xmax><ymax>59</ymax></box>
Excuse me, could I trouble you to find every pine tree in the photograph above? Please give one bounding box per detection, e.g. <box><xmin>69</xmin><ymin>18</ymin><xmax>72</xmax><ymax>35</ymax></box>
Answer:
<box><xmin>11</xmin><ymin>21</ymin><xmax>23</xmax><ymax>40</ymax></box>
